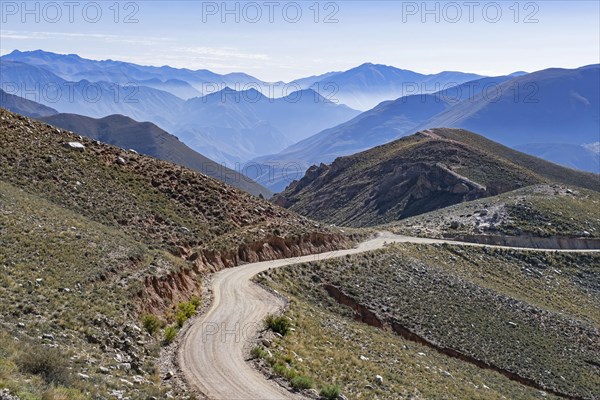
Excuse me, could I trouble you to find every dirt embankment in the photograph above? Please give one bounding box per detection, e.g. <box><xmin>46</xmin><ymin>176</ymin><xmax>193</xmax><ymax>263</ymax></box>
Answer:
<box><xmin>142</xmin><ymin>233</ymin><xmax>351</xmax><ymax>314</ymax></box>
<box><xmin>448</xmin><ymin>234</ymin><xmax>600</xmax><ymax>250</ymax></box>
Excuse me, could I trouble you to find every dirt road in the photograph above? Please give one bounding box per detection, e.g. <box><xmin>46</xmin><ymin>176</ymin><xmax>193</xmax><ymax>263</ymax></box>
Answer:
<box><xmin>178</xmin><ymin>232</ymin><xmax>599</xmax><ymax>400</ymax></box>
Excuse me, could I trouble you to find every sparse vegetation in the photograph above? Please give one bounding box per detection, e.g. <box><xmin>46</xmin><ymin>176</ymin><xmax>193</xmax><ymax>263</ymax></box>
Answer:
<box><xmin>163</xmin><ymin>326</ymin><xmax>179</xmax><ymax>345</ymax></box>
<box><xmin>264</xmin><ymin>314</ymin><xmax>292</xmax><ymax>336</ymax></box>
<box><xmin>290</xmin><ymin>375</ymin><xmax>314</xmax><ymax>390</ymax></box>
<box><xmin>176</xmin><ymin>298</ymin><xmax>201</xmax><ymax>327</ymax></box>
<box><xmin>142</xmin><ymin>314</ymin><xmax>162</xmax><ymax>335</ymax></box>
<box><xmin>16</xmin><ymin>346</ymin><xmax>72</xmax><ymax>386</ymax></box>
<box><xmin>391</xmin><ymin>184</ymin><xmax>600</xmax><ymax>239</ymax></box>
<box><xmin>250</xmin><ymin>346</ymin><xmax>269</xmax><ymax>360</ymax></box>
<box><xmin>254</xmin><ymin>243</ymin><xmax>599</xmax><ymax>399</ymax></box>
<box><xmin>0</xmin><ymin>109</ymin><xmax>351</xmax><ymax>399</ymax></box>
<box><xmin>320</xmin><ymin>384</ymin><xmax>341</xmax><ymax>399</ymax></box>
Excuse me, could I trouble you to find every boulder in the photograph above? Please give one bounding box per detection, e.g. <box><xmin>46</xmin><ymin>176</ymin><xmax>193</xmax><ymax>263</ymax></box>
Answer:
<box><xmin>64</xmin><ymin>142</ymin><xmax>85</xmax><ymax>151</ymax></box>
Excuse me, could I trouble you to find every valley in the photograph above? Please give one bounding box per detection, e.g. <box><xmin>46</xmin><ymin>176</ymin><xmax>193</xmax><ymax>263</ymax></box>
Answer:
<box><xmin>0</xmin><ymin>9</ymin><xmax>599</xmax><ymax>399</ymax></box>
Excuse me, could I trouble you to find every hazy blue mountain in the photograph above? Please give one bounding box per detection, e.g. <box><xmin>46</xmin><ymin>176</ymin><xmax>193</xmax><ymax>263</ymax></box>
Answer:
<box><xmin>138</xmin><ymin>78</ymin><xmax>202</xmax><ymax>99</ymax></box>
<box><xmin>174</xmin><ymin>87</ymin><xmax>360</xmax><ymax>164</ymax></box>
<box><xmin>0</xmin><ymin>89</ymin><xmax>58</xmax><ymax>117</ymax></box>
<box><xmin>419</xmin><ymin>65</ymin><xmax>600</xmax><ymax>146</ymax></box>
<box><xmin>38</xmin><ymin>112</ymin><xmax>271</xmax><ymax>197</ymax></box>
<box><xmin>1</xmin><ymin>58</ymin><xmax>360</xmax><ymax>165</ymax></box>
<box><xmin>0</xmin><ymin>60</ymin><xmax>184</xmax><ymax>127</ymax></box>
<box><xmin>515</xmin><ymin>143</ymin><xmax>599</xmax><ymax>173</ymax></box>
<box><xmin>293</xmin><ymin>63</ymin><xmax>485</xmax><ymax>110</ymax></box>
<box><xmin>1</xmin><ymin>50</ymin><xmax>266</xmax><ymax>97</ymax></box>
<box><xmin>256</xmin><ymin>65</ymin><xmax>599</xmax><ymax>192</ymax></box>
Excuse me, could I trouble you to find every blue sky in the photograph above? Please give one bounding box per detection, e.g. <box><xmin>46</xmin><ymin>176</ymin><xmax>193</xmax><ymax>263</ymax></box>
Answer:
<box><xmin>1</xmin><ymin>1</ymin><xmax>599</xmax><ymax>81</ymax></box>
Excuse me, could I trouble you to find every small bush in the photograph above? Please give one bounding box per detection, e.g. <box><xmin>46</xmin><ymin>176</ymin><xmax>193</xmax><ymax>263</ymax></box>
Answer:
<box><xmin>176</xmin><ymin>298</ymin><xmax>200</xmax><ymax>327</ymax></box>
<box><xmin>17</xmin><ymin>346</ymin><xmax>71</xmax><ymax>386</ymax></box>
<box><xmin>320</xmin><ymin>384</ymin><xmax>341</xmax><ymax>400</ymax></box>
<box><xmin>142</xmin><ymin>314</ymin><xmax>161</xmax><ymax>335</ymax></box>
<box><xmin>291</xmin><ymin>375</ymin><xmax>314</xmax><ymax>390</ymax></box>
<box><xmin>273</xmin><ymin>363</ymin><xmax>297</xmax><ymax>380</ymax></box>
<box><xmin>250</xmin><ymin>346</ymin><xmax>268</xmax><ymax>359</ymax></box>
<box><xmin>264</xmin><ymin>314</ymin><xmax>291</xmax><ymax>336</ymax></box>
<box><xmin>163</xmin><ymin>325</ymin><xmax>178</xmax><ymax>345</ymax></box>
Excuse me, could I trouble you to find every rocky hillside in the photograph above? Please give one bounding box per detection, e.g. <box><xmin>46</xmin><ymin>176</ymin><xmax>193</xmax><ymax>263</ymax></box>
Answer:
<box><xmin>0</xmin><ymin>108</ymin><xmax>354</xmax><ymax>399</ymax></box>
<box><xmin>39</xmin><ymin>112</ymin><xmax>271</xmax><ymax>197</ymax></box>
<box><xmin>274</xmin><ymin>128</ymin><xmax>599</xmax><ymax>227</ymax></box>
<box><xmin>390</xmin><ymin>184</ymin><xmax>600</xmax><ymax>242</ymax></box>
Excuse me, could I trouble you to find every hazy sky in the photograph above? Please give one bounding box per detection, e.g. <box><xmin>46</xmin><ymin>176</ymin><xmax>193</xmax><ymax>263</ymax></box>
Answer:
<box><xmin>1</xmin><ymin>1</ymin><xmax>599</xmax><ymax>81</ymax></box>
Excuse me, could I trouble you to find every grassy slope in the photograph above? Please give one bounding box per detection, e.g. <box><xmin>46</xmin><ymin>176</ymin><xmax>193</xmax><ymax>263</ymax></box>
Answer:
<box><xmin>0</xmin><ymin>180</ymin><xmax>174</xmax><ymax>398</ymax></box>
<box><xmin>38</xmin><ymin>112</ymin><xmax>272</xmax><ymax>197</ymax></box>
<box><xmin>255</xmin><ymin>244</ymin><xmax>599</xmax><ymax>399</ymax></box>
<box><xmin>0</xmin><ymin>108</ymin><xmax>348</xmax><ymax>399</ymax></box>
<box><xmin>0</xmin><ymin>108</ymin><xmax>336</xmax><ymax>253</ymax></box>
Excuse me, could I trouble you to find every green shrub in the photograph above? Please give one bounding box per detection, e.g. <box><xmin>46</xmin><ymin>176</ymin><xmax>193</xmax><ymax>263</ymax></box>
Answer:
<box><xmin>163</xmin><ymin>325</ymin><xmax>178</xmax><ymax>345</ymax></box>
<box><xmin>142</xmin><ymin>314</ymin><xmax>161</xmax><ymax>335</ymax></box>
<box><xmin>176</xmin><ymin>298</ymin><xmax>200</xmax><ymax>327</ymax></box>
<box><xmin>273</xmin><ymin>363</ymin><xmax>297</xmax><ymax>380</ymax></box>
<box><xmin>250</xmin><ymin>346</ymin><xmax>268</xmax><ymax>359</ymax></box>
<box><xmin>320</xmin><ymin>384</ymin><xmax>341</xmax><ymax>400</ymax></box>
<box><xmin>291</xmin><ymin>375</ymin><xmax>314</xmax><ymax>390</ymax></box>
<box><xmin>17</xmin><ymin>346</ymin><xmax>71</xmax><ymax>386</ymax></box>
<box><xmin>264</xmin><ymin>314</ymin><xmax>291</xmax><ymax>336</ymax></box>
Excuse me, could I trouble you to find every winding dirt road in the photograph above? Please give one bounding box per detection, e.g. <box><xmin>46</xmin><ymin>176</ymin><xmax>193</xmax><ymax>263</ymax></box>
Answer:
<box><xmin>178</xmin><ymin>233</ymin><xmax>599</xmax><ymax>400</ymax></box>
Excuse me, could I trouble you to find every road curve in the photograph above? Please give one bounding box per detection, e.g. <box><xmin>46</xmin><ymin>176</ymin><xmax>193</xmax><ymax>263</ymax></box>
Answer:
<box><xmin>178</xmin><ymin>232</ymin><xmax>599</xmax><ymax>400</ymax></box>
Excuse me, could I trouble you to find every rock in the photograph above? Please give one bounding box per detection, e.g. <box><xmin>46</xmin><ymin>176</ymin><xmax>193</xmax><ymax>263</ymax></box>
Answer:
<box><xmin>479</xmin><ymin>209</ymin><xmax>489</xmax><ymax>216</ymax></box>
<box><xmin>338</xmin><ymin>395</ymin><xmax>349</xmax><ymax>400</ymax></box>
<box><xmin>42</xmin><ymin>333</ymin><xmax>55</xmax><ymax>341</ymax></box>
<box><xmin>77</xmin><ymin>373</ymin><xmax>90</xmax><ymax>380</ymax></box>
<box><xmin>375</xmin><ymin>375</ymin><xmax>384</xmax><ymax>385</ymax></box>
<box><xmin>360</xmin><ymin>355</ymin><xmax>369</xmax><ymax>361</ymax></box>
<box><xmin>128</xmin><ymin>149</ymin><xmax>138</xmax><ymax>154</ymax></box>
<box><xmin>262</xmin><ymin>338</ymin><xmax>272</xmax><ymax>348</ymax></box>
<box><xmin>365</xmin><ymin>384</ymin><xmax>374</xmax><ymax>390</ymax></box>
<box><xmin>165</xmin><ymin>370</ymin><xmax>174</xmax><ymax>379</ymax></box>
<box><xmin>99</xmin><ymin>366</ymin><xmax>110</xmax><ymax>374</ymax></box>
<box><xmin>450</xmin><ymin>220</ymin><xmax>460</xmax><ymax>229</ymax></box>
<box><xmin>0</xmin><ymin>388</ymin><xmax>20</xmax><ymax>400</ymax></box>
<box><xmin>507</xmin><ymin>321</ymin><xmax>517</xmax><ymax>327</ymax></box>
<box><xmin>116</xmin><ymin>157</ymin><xmax>126</xmax><ymax>165</ymax></box>
<box><xmin>64</xmin><ymin>142</ymin><xmax>85</xmax><ymax>151</ymax></box>
<box><xmin>452</xmin><ymin>182</ymin><xmax>470</xmax><ymax>194</ymax></box>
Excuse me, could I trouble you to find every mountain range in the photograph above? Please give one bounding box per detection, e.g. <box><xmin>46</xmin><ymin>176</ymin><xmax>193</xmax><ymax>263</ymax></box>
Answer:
<box><xmin>256</xmin><ymin>65</ymin><xmax>600</xmax><ymax>191</ymax></box>
<box><xmin>2</xmin><ymin>50</ymin><xmax>598</xmax><ymax>188</ymax></box>
<box><xmin>292</xmin><ymin>62</ymin><xmax>487</xmax><ymax>110</ymax></box>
